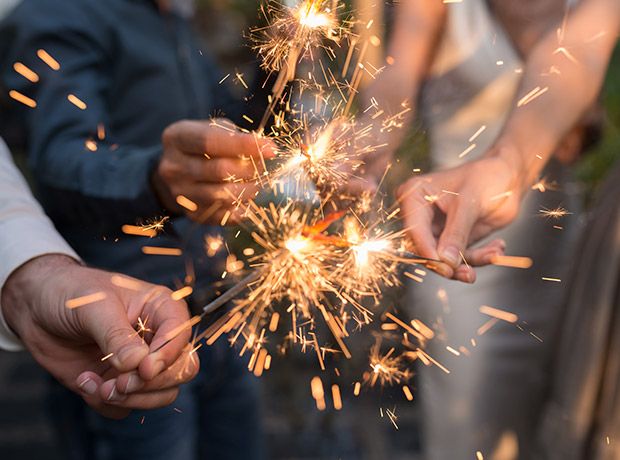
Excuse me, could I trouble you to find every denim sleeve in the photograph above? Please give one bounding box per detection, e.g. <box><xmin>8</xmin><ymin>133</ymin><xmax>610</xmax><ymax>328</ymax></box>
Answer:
<box><xmin>2</xmin><ymin>8</ymin><xmax>164</xmax><ymax>232</ymax></box>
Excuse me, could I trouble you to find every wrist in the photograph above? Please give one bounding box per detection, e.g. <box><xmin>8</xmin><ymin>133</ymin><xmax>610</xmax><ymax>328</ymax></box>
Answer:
<box><xmin>1</xmin><ymin>255</ymin><xmax>81</xmax><ymax>339</ymax></box>
<box><xmin>484</xmin><ymin>143</ymin><xmax>532</xmax><ymax>195</ymax></box>
<box><xmin>151</xmin><ymin>168</ymin><xmax>183</xmax><ymax>214</ymax></box>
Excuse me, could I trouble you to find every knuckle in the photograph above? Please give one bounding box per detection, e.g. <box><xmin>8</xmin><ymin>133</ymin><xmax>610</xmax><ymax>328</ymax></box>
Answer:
<box><xmin>104</xmin><ymin>326</ymin><xmax>132</xmax><ymax>349</ymax></box>
<box><xmin>158</xmin><ymin>158</ymin><xmax>177</xmax><ymax>182</ymax></box>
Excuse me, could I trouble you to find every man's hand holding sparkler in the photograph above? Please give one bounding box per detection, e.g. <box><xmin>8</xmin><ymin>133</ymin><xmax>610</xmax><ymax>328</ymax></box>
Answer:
<box><xmin>1</xmin><ymin>255</ymin><xmax>198</xmax><ymax>419</ymax></box>
<box><xmin>154</xmin><ymin>119</ymin><xmax>276</xmax><ymax>224</ymax></box>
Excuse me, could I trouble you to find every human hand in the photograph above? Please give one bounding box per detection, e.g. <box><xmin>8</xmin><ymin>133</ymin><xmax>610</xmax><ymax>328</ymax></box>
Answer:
<box><xmin>397</xmin><ymin>154</ymin><xmax>525</xmax><ymax>283</ymax></box>
<box><xmin>154</xmin><ymin>119</ymin><xmax>276</xmax><ymax>224</ymax></box>
<box><xmin>1</xmin><ymin>255</ymin><xmax>199</xmax><ymax>419</ymax></box>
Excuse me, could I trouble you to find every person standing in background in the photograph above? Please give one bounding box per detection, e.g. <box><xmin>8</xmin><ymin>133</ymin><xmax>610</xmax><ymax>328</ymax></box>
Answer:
<box><xmin>352</xmin><ymin>0</ymin><xmax>619</xmax><ymax>458</ymax></box>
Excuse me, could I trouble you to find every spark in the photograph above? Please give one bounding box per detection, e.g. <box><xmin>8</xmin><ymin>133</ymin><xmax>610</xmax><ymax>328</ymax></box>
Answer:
<box><xmin>9</xmin><ymin>90</ymin><xmax>36</xmax><ymax>108</ymax></box>
<box><xmin>542</xmin><ymin>277</ymin><xmax>561</xmax><ymax>283</ymax></box>
<box><xmin>468</xmin><ymin>125</ymin><xmax>486</xmax><ymax>142</ymax></box>
<box><xmin>171</xmin><ymin>286</ymin><xmax>194</xmax><ymax>301</ymax></box>
<box><xmin>176</xmin><ymin>195</ymin><xmax>198</xmax><ymax>212</ymax></box>
<box><xmin>13</xmin><ymin>62</ymin><xmax>39</xmax><ymax>82</ymax></box>
<box><xmin>458</xmin><ymin>143</ymin><xmax>477</xmax><ymax>159</ymax></box>
<box><xmin>490</xmin><ymin>255</ymin><xmax>533</xmax><ymax>269</ymax></box>
<box><xmin>110</xmin><ymin>275</ymin><xmax>143</xmax><ymax>291</ymax></box>
<box><xmin>531</xmin><ymin>176</ymin><xmax>559</xmax><ymax>192</ymax></box>
<box><xmin>121</xmin><ymin>224</ymin><xmax>158</xmax><ymax>238</ymax></box>
<box><xmin>141</xmin><ymin>246</ymin><xmax>183</xmax><ymax>256</ymax></box>
<box><xmin>331</xmin><ymin>384</ymin><xmax>343</xmax><ymax>410</ymax></box>
<box><xmin>517</xmin><ymin>86</ymin><xmax>549</xmax><ymax>107</ymax></box>
<box><xmin>205</xmin><ymin>235</ymin><xmax>224</xmax><ymax>257</ymax></box>
<box><xmin>310</xmin><ymin>376</ymin><xmax>326</xmax><ymax>410</ymax></box>
<box><xmin>65</xmin><ymin>291</ymin><xmax>107</xmax><ymax>309</ymax></box>
<box><xmin>67</xmin><ymin>94</ymin><xmax>87</xmax><ymax>110</ymax></box>
<box><xmin>364</xmin><ymin>341</ymin><xmax>412</xmax><ymax>387</ymax></box>
<box><xmin>37</xmin><ymin>49</ymin><xmax>60</xmax><ymax>70</ymax></box>
<box><xmin>479</xmin><ymin>305</ymin><xmax>518</xmax><ymax>323</ymax></box>
<box><xmin>85</xmin><ymin>139</ymin><xmax>98</xmax><ymax>152</ymax></box>
<box><xmin>539</xmin><ymin>206</ymin><xmax>571</xmax><ymax>219</ymax></box>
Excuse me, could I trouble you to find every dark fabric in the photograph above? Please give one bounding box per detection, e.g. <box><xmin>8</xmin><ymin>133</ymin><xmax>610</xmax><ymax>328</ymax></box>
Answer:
<box><xmin>48</xmin><ymin>338</ymin><xmax>264</xmax><ymax>460</ymax></box>
<box><xmin>0</xmin><ymin>0</ymin><xmax>260</xmax><ymax>289</ymax></box>
<box><xmin>0</xmin><ymin>2</ymin><xmax>266</xmax><ymax>459</ymax></box>
<box><xmin>537</xmin><ymin>161</ymin><xmax>620</xmax><ymax>459</ymax></box>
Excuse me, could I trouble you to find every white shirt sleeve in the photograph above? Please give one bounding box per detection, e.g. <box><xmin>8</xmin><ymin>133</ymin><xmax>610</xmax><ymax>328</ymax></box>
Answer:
<box><xmin>0</xmin><ymin>138</ymin><xmax>79</xmax><ymax>351</ymax></box>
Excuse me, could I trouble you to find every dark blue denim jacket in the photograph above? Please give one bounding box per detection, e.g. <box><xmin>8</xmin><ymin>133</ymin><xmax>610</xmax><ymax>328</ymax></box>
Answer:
<box><xmin>0</xmin><ymin>0</ymin><xmax>258</xmax><ymax>294</ymax></box>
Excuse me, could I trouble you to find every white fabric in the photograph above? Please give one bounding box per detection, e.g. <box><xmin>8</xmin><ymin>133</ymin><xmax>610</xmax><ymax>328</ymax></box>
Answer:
<box><xmin>0</xmin><ymin>138</ymin><xmax>79</xmax><ymax>351</ymax></box>
<box><xmin>421</xmin><ymin>0</ymin><xmax>522</xmax><ymax>168</ymax></box>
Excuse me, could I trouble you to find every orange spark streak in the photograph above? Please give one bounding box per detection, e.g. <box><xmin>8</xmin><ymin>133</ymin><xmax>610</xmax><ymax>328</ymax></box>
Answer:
<box><xmin>310</xmin><ymin>376</ymin><xmax>326</xmax><ymax>411</ymax></box>
<box><xmin>171</xmin><ymin>286</ymin><xmax>193</xmax><ymax>301</ymax></box>
<box><xmin>490</xmin><ymin>255</ymin><xmax>533</xmax><ymax>269</ymax></box>
<box><xmin>13</xmin><ymin>62</ymin><xmax>39</xmax><ymax>82</ymax></box>
<box><xmin>37</xmin><ymin>49</ymin><xmax>60</xmax><ymax>70</ymax></box>
<box><xmin>479</xmin><ymin>305</ymin><xmax>518</xmax><ymax>323</ymax></box>
<box><xmin>332</xmin><ymin>384</ymin><xmax>342</xmax><ymax>410</ymax></box>
<box><xmin>121</xmin><ymin>225</ymin><xmax>158</xmax><ymax>238</ymax></box>
<box><xmin>65</xmin><ymin>291</ymin><xmax>107</xmax><ymax>309</ymax></box>
<box><xmin>142</xmin><ymin>246</ymin><xmax>182</xmax><ymax>256</ymax></box>
<box><xmin>110</xmin><ymin>275</ymin><xmax>143</xmax><ymax>291</ymax></box>
<box><xmin>9</xmin><ymin>90</ymin><xmax>36</xmax><ymax>108</ymax></box>
<box><xmin>67</xmin><ymin>94</ymin><xmax>87</xmax><ymax>110</ymax></box>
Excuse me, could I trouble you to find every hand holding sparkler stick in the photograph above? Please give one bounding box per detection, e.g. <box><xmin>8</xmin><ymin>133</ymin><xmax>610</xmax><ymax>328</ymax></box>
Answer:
<box><xmin>1</xmin><ymin>255</ymin><xmax>198</xmax><ymax>419</ymax></box>
<box><xmin>397</xmin><ymin>156</ymin><xmax>516</xmax><ymax>283</ymax></box>
<box><xmin>153</xmin><ymin>119</ymin><xmax>276</xmax><ymax>224</ymax></box>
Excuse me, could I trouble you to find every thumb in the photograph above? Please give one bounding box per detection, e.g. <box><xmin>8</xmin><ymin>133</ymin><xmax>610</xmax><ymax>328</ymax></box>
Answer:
<box><xmin>437</xmin><ymin>200</ymin><xmax>478</xmax><ymax>269</ymax></box>
<box><xmin>77</xmin><ymin>297</ymin><xmax>149</xmax><ymax>373</ymax></box>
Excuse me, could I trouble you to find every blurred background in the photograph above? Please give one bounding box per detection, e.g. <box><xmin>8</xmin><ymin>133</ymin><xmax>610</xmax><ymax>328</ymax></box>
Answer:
<box><xmin>0</xmin><ymin>0</ymin><xmax>619</xmax><ymax>459</ymax></box>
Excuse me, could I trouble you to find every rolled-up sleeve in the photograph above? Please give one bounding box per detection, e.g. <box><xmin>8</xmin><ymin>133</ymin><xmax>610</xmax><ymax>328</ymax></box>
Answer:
<box><xmin>0</xmin><ymin>138</ymin><xmax>79</xmax><ymax>351</ymax></box>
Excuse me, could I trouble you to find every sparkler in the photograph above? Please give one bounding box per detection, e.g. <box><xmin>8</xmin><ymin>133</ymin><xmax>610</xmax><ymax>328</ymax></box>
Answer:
<box><xmin>364</xmin><ymin>340</ymin><xmax>412</xmax><ymax>387</ymax></box>
<box><xmin>251</xmin><ymin>0</ymin><xmax>352</xmax><ymax>130</ymax></box>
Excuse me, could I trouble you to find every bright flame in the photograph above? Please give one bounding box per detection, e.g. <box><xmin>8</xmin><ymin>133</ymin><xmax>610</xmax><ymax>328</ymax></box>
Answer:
<box><xmin>285</xmin><ymin>236</ymin><xmax>311</xmax><ymax>256</ymax></box>
<box><xmin>296</xmin><ymin>2</ymin><xmax>333</xmax><ymax>29</ymax></box>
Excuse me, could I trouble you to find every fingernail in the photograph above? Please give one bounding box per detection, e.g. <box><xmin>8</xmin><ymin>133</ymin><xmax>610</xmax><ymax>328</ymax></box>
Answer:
<box><xmin>439</xmin><ymin>246</ymin><xmax>460</xmax><ymax>267</ymax></box>
<box><xmin>107</xmin><ymin>385</ymin><xmax>127</xmax><ymax>402</ymax></box>
<box><xmin>123</xmin><ymin>375</ymin><xmax>144</xmax><ymax>394</ymax></box>
<box><xmin>78</xmin><ymin>377</ymin><xmax>98</xmax><ymax>396</ymax></box>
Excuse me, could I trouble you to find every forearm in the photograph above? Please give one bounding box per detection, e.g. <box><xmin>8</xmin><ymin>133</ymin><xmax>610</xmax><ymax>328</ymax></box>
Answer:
<box><xmin>0</xmin><ymin>140</ymin><xmax>80</xmax><ymax>350</ymax></box>
<box><xmin>359</xmin><ymin>0</ymin><xmax>446</xmax><ymax>168</ymax></box>
<box><xmin>489</xmin><ymin>0</ymin><xmax>620</xmax><ymax>190</ymax></box>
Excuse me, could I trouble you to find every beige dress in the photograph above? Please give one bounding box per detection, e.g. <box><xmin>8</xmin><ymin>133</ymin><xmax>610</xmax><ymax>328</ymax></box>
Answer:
<box><xmin>408</xmin><ymin>1</ymin><xmax>583</xmax><ymax>459</ymax></box>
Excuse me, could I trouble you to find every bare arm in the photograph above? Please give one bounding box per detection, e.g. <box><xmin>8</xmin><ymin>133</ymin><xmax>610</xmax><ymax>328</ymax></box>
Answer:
<box><xmin>399</xmin><ymin>0</ymin><xmax>620</xmax><ymax>282</ymax></box>
<box><xmin>491</xmin><ymin>0</ymin><xmax>620</xmax><ymax>189</ymax></box>
<box><xmin>353</xmin><ymin>1</ymin><xmax>446</xmax><ymax>185</ymax></box>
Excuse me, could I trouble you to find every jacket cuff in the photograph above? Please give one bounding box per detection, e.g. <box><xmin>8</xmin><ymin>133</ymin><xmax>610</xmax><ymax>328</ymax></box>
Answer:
<box><xmin>0</xmin><ymin>214</ymin><xmax>80</xmax><ymax>351</ymax></box>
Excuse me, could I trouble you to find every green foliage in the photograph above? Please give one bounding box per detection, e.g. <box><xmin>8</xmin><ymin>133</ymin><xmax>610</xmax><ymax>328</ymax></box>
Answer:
<box><xmin>576</xmin><ymin>44</ymin><xmax>620</xmax><ymax>194</ymax></box>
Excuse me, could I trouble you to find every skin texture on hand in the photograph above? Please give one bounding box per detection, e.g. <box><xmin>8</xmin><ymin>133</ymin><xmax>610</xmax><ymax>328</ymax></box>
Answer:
<box><xmin>398</xmin><ymin>155</ymin><xmax>521</xmax><ymax>283</ymax></box>
<box><xmin>154</xmin><ymin>118</ymin><xmax>276</xmax><ymax>224</ymax></box>
<box><xmin>1</xmin><ymin>255</ymin><xmax>199</xmax><ymax>419</ymax></box>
